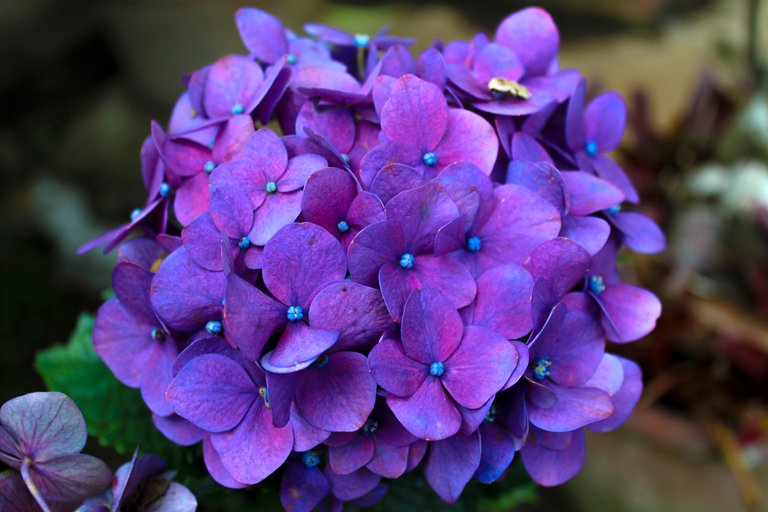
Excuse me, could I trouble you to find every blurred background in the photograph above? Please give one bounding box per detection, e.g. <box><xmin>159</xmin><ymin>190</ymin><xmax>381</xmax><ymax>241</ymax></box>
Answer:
<box><xmin>1</xmin><ymin>0</ymin><xmax>767</xmax><ymax>510</ymax></box>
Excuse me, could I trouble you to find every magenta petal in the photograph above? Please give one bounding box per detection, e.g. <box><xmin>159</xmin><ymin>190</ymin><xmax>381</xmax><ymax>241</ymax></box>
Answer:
<box><xmin>435</xmin><ymin>109</ymin><xmax>498</xmax><ymax>175</ymax></box>
<box><xmin>368</xmin><ymin>338</ymin><xmax>427</xmax><ymax>397</ymax></box>
<box><xmin>584</xmin><ymin>91</ymin><xmax>626</xmax><ymax>152</ymax></box>
<box><xmin>204</xmin><ymin>55</ymin><xmax>264</xmax><ymax>119</ymax></box>
<box><xmin>598</xmin><ymin>284</ymin><xmax>661</xmax><ymax>343</ymax></box>
<box><xmin>525</xmin><ymin>238</ymin><xmax>591</xmax><ymax>299</ymax></box>
<box><xmin>174</xmin><ymin>173</ymin><xmax>210</xmax><ymax>226</ymax></box>
<box><xmin>280</xmin><ymin>463</ymin><xmax>329</xmax><ymax>512</ymax></box>
<box><xmin>296</xmin><ymin>103</ymin><xmax>355</xmax><ymax>153</ymax></box>
<box><xmin>270</xmin><ymin>322</ymin><xmax>339</xmax><ymax>368</ymax></box>
<box><xmin>369</xmin><ymin>164</ymin><xmax>426</xmax><ymax>205</ymax></box>
<box><xmin>521</xmin><ymin>428</ymin><xmax>585</xmax><ymax>487</ymax></box>
<box><xmin>150</xmin><ymin>248</ymin><xmax>225</xmax><ymax>331</ymax></box>
<box><xmin>381</xmin><ymin>74</ymin><xmax>447</xmax><ymax>149</ymax></box>
<box><xmin>561</xmin><ymin>216</ymin><xmax>610</xmax><ymax>256</ymax></box>
<box><xmin>296</xmin><ymin>352</ymin><xmax>377</xmax><ymax>432</ymax></box>
<box><xmin>495</xmin><ymin>7</ymin><xmax>559</xmax><ymax>76</ymax></box>
<box><xmin>561</xmin><ymin>171</ymin><xmax>623</xmax><ymax>215</ymax></box>
<box><xmin>263</xmin><ymin>222</ymin><xmax>347</xmax><ymax>307</ymax></box>
<box><xmin>279</xmin><ymin>154</ymin><xmax>328</xmax><ymax>192</ymax></box>
<box><xmin>212</xmin><ymin>115</ymin><xmax>254</xmax><ymax>163</ymax></box>
<box><xmin>182</xmin><ymin>213</ymin><xmax>227</xmax><ymax>271</ymax></box>
<box><xmin>310</xmin><ymin>282</ymin><xmax>392</xmax><ymax>351</ymax></box>
<box><xmin>473</xmin><ymin>43</ymin><xmax>523</xmax><ymax>83</ymax></box>
<box><xmin>301</xmin><ymin>167</ymin><xmax>357</xmax><ymax>233</ymax></box>
<box><xmin>527</xmin><ymin>383</ymin><xmax>614</xmax><ymax>432</ymax></box>
<box><xmin>589</xmin><ymin>356</ymin><xmax>643</xmax><ymax>432</ymax></box>
<box><xmin>442</xmin><ymin>326</ymin><xmax>517</xmax><ymax>409</ymax></box>
<box><xmin>209</xmin><ymin>160</ymin><xmax>266</xmax><ymax>209</ymax></box>
<box><xmin>248</xmin><ymin>190</ymin><xmax>304</xmax><ymax>245</ymax></box>
<box><xmin>329</xmin><ymin>435</ymin><xmax>375</xmax><ymax>475</ymax></box>
<box><xmin>223</xmin><ymin>274</ymin><xmax>286</xmax><ymax>360</ymax></box>
<box><xmin>347</xmin><ymin>220</ymin><xmax>404</xmax><ymax>286</ymax></box>
<box><xmin>613</xmin><ymin>211</ymin><xmax>666</xmax><ymax>254</ymax></box>
<box><xmin>166</xmin><ymin>354</ymin><xmax>255</xmax><ymax>432</ymax></box>
<box><xmin>401</xmin><ymin>289</ymin><xmax>463</xmax><ymax>364</ymax></box>
<box><xmin>469</xmin><ymin>265</ymin><xmax>534</xmax><ymax>339</ymax></box>
<box><xmin>235</xmin><ymin>8</ymin><xmax>289</xmax><ymax>63</ymax></box>
<box><xmin>203</xmin><ymin>438</ymin><xmax>247</xmax><ymax>489</ymax></box>
<box><xmin>424</xmin><ymin>432</ymin><xmax>481</xmax><ymax>503</ymax></box>
<box><xmin>212</xmin><ymin>400</ymin><xmax>293</xmax><ymax>485</ymax></box>
<box><xmin>387</xmin><ymin>377</ymin><xmax>461</xmax><ymax>441</ymax></box>
<box><xmin>238</xmin><ymin>128</ymin><xmax>289</xmax><ymax>182</ymax></box>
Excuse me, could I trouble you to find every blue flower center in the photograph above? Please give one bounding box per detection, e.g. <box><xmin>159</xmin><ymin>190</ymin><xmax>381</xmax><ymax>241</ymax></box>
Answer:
<box><xmin>150</xmin><ymin>328</ymin><xmax>165</xmax><ymax>341</ymax></box>
<box><xmin>607</xmin><ymin>204</ymin><xmax>621</xmax><ymax>217</ymax></box>
<box><xmin>589</xmin><ymin>275</ymin><xmax>606</xmax><ymax>295</ymax></box>
<box><xmin>429</xmin><ymin>361</ymin><xmax>445</xmax><ymax>377</ymax></box>
<box><xmin>286</xmin><ymin>53</ymin><xmax>297</xmax><ymax>65</ymax></box>
<box><xmin>585</xmin><ymin>140</ymin><xmax>598</xmax><ymax>157</ymax></box>
<box><xmin>265</xmin><ymin>181</ymin><xmax>278</xmax><ymax>194</ymax></box>
<box><xmin>204</xmin><ymin>160</ymin><xmax>216</xmax><ymax>174</ymax></box>
<box><xmin>258</xmin><ymin>387</ymin><xmax>270</xmax><ymax>408</ymax></box>
<box><xmin>354</xmin><ymin>34</ymin><xmax>370</xmax><ymax>48</ymax></box>
<box><xmin>302</xmin><ymin>451</ymin><xmax>320</xmax><ymax>468</ymax></box>
<box><xmin>484</xmin><ymin>404</ymin><xmax>497</xmax><ymax>423</ymax></box>
<box><xmin>130</xmin><ymin>208</ymin><xmax>142</xmax><ymax>221</ymax></box>
<box><xmin>362</xmin><ymin>418</ymin><xmax>379</xmax><ymax>436</ymax></box>
<box><xmin>238</xmin><ymin>236</ymin><xmax>251</xmax><ymax>249</ymax></box>
<box><xmin>532</xmin><ymin>357</ymin><xmax>552</xmax><ymax>381</ymax></box>
<box><xmin>286</xmin><ymin>305</ymin><xmax>304</xmax><ymax>322</ymax></box>
<box><xmin>422</xmin><ymin>152</ymin><xmax>438</xmax><ymax>166</ymax></box>
<box><xmin>231</xmin><ymin>103</ymin><xmax>245</xmax><ymax>115</ymax></box>
<box><xmin>314</xmin><ymin>354</ymin><xmax>329</xmax><ymax>368</ymax></box>
<box><xmin>337</xmin><ymin>220</ymin><xmax>350</xmax><ymax>233</ymax></box>
<box><xmin>159</xmin><ymin>182</ymin><xmax>171</xmax><ymax>197</ymax></box>
<box><xmin>208</xmin><ymin>139</ymin><xmax>216</xmax><ymax>150</ymax></box>
<box><xmin>340</xmin><ymin>153</ymin><xmax>350</xmax><ymax>163</ymax></box>
<box><xmin>399</xmin><ymin>253</ymin><xmax>415</xmax><ymax>269</ymax></box>
<box><xmin>205</xmin><ymin>320</ymin><xmax>223</xmax><ymax>335</ymax></box>
<box><xmin>466</xmin><ymin>236</ymin><xmax>482</xmax><ymax>252</ymax></box>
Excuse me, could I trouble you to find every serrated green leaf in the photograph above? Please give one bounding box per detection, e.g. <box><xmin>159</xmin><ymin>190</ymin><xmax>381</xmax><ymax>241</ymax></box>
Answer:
<box><xmin>34</xmin><ymin>312</ymin><xmax>198</xmax><ymax>471</ymax></box>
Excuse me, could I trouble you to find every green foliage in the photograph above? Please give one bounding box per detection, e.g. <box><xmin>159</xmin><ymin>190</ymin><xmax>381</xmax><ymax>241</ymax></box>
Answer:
<box><xmin>34</xmin><ymin>312</ymin><xmax>197</xmax><ymax>470</ymax></box>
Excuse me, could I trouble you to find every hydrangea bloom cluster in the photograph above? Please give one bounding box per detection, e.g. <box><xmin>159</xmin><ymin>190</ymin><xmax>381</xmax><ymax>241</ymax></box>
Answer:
<box><xmin>0</xmin><ymin>392</ymin><xmax>195</xmax><ymax>511</ymax></box>
<box><xmin>86</xmin><ymin>6</ymin><xmax>664</xmax><ymax>509</ymax></box>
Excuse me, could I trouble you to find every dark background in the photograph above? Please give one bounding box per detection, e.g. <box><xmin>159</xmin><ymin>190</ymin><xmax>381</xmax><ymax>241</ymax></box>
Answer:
<box><xmin>1</xmin><ymin>1</ymin><xmax>767</xmax><ymax>510</ymax></box>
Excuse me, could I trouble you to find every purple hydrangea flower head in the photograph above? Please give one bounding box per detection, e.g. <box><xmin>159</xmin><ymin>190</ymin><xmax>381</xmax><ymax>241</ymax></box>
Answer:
<box><xmin>0</xmin><ymin>392</ymin><xmax>112</xmax><ymax>511</ymax></box>
<box><xmin>368</xmin><ymin>290</ymin><xmax>518</xmax><ymax>440</ymax></box>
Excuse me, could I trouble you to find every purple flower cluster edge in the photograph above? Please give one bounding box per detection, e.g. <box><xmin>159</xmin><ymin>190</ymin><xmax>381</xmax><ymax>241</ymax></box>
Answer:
<box><xmin>84</xmin><ymin>6</ymin><xmax>665</xmax><ymax>510</ymax></box>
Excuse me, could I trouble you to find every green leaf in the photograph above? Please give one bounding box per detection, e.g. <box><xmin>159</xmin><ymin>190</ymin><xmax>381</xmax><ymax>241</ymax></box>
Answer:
<box><xmin>34</xmin><ymin>312</ymin><xmax>198</xmax><ymax>470</ymax></box>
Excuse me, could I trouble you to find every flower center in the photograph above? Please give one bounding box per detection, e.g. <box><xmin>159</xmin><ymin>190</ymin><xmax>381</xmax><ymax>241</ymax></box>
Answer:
<box><xmin>337</xmin><ymin>220</ymin><xmax>350</xmax><ymax>233</ymax></box>
<box><xmin>607</xmin><ymin>204</ymin><xmax>621</xmax><ymax>217</ymax></box>
<box><xmin>150</xmin><ymin>328</ymin><xmax>165</xmax><ymax>341</ymax></box>
<box><xmin>231</xmin><ymin>103</ymin><xmax>245</xmax><ymax>115</ymax></box>
<box><xmin>399</xmin><ymin>253</ymin><xmax>415</xmax><ymax>269</ymax></box>
<box><xmin>589</xmin><ymin>275</ymin><xmax>606</xmax><ymax>295</ymax></box>
<box><xmin>238</xmin><ymin>236</ymin><xmax>251</xmax><ymax>249</ymax></box>
<box><xmin>205</xmin><ymin>320</ymin><xmax>223</xmax><ymax>335</ymax></box>
<box><xmin>429</xmin><ymin>361</ymin><xmax>445</xmax><ymax>377</ymax></box>
<box><xmin>286</xmin><ymin>53</ymin><xmax>297</xmax><ymax>65</ymax></box>
<box><xmin>265</xmin><ymin>181</ymin><xmax>278</xmax><ymax>194</ymax></box>
<box><xmin>258</xmin><ymin>387</ymin><xmax>270</xmax><ymax>408</ymax></box>
<box><xmin>286</xmin><ymin>305</ymin><xmax>304</xmax><ymax>322</ymax></box>
<box><xmin>340</xmin><ymin>153</ymin><xmax>350</xmax><ymax>163</ymax></box>
<box><xmin>204</xmin><ymin>160</ymin><xmax>216</xmax><ymax>174</ymax></box>
<box><xmin>466</xmin><ymin>236</ymin><xmax>482</xmax><ymax>252</ymax></box>
<box><xmin>532</xmin><ymin>357</ymin><xmax>552</xmax><ymax>381</ymax></box>
<box><xmin>314</xmin><ymin>354</ymin><xmax>329</xmax><ymax>368</ymax></box>
<box><xmin>130</xmin><ymin>208</ymin><xmax>142</xmax><ymax>221</ymax></box>
<box><xmin>422</xmin><ymin>152</ymin><xmax>438</xmax><ymax>166</ymax></box>
<box><xmin>585</xmin><ymin>140</ymin><xmax>598</xmax><ymax>157</ymax></box>
<box><xmin>302</xmin><ymin>451</ymin><xmax>320</xmax><ymax>468</ymax></box>
<box><xmin>484</xmin><ymin>404</ymin><xmax>497</xmax><ymax>423</ymax></box>
<box><xmin>354</xmin><ymin>34</ymin><xmax>370</xmax><ymax>48</ymax></box>
<box><xmin>488</xmin><ymin>77</ymin><xmax>532</xmax><ymax>100</ymax></box>
<box><xmin>159</xmin><ymin>182</ymin><xmax>171</xmax><ymax>197</ymax></box>
<box><xmin>362</xmin><ymin>418</ymin><xmax>379</xmax><ymax>436</ymax></box>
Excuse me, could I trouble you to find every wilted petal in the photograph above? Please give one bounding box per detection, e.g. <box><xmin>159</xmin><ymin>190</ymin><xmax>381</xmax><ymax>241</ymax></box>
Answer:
<box><xmin>30</xmin><ymin>454</ymin><xmax>111</xmax><ymax>503</ymax></box>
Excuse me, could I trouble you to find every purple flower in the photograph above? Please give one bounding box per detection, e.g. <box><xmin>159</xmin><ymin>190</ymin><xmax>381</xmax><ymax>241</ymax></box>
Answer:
<box><xmin>359</xmin><ymin>74</ymin><xmax>498</xmax><ymax>188</ymax></box>
<box><xmin>369</xmin><ymin>290</ymin><xmax>518</xmax><ymax>440</ymax></box>
<box><xmin>604</xmin><ymin>204</ymin><xmax>666</xmax><ymax>254</ymax></box>
<box><xmin>209</xmin><ymin>129</ymin><xmax>327</xmax><ymax>245</ymax></box>
<box><xmin>0</xmin><ymin>392</ymin><xmax>111</xmax><ymax>511</ymax></box>
<box><xmin>348</xmin><ymin>183</ymin><xmax>476</xmax><ymax>321</ymax></box>
<box><xmin>167</xmin><ymin>352</ymin><xmax>293</xmax><ymax>487</ymax></box>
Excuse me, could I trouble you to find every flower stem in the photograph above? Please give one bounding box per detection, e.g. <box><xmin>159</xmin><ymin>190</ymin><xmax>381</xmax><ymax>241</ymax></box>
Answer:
<box><xmin>20</xmin><ymin>458</ymin><xmax>52</xmax><ymax>512</ymax></box>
